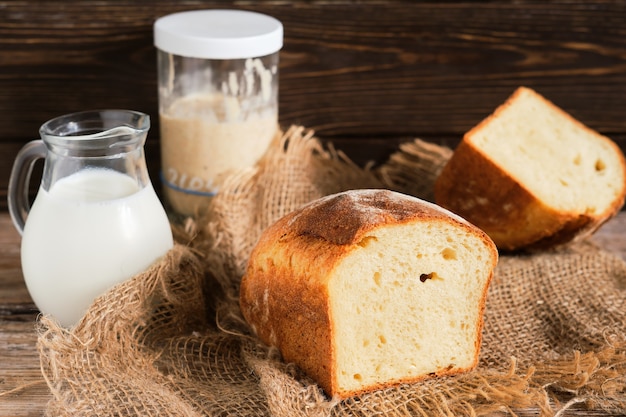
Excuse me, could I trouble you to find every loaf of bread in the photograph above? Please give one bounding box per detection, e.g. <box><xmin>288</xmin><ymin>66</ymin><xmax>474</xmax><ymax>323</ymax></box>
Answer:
<box><xmin>434</xmin><ymin>87</ymin><xmax>626</xmax><ymax>251</ymax></box>
<box><xmin>239</xmin><ymin>189</ymin><xmax>498</xmax><ymax>399</ymax></box>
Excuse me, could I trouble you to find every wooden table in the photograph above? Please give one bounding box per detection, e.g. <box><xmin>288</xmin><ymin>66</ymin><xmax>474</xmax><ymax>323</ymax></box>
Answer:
<box><xmin>0</xmin><ymin>213</ymin><xmax>47</xmax><ymax>416</ymax></box>
<box><xmin>0</xmin><ymin>211</ymin><xmax>625</xmax><ymax>417</ymax></box>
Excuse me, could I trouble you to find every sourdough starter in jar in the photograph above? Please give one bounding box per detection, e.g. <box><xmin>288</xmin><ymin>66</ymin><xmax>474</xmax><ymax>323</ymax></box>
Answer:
<box><xmin>154</xmin><ymin>10</ymin><xmax>283</xmax><ymax>216</ymax></box>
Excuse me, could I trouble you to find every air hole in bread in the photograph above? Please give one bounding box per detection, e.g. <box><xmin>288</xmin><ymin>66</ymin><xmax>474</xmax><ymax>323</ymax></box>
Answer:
<box><xmin>441</xmin><ymin>247</ymin><xmax>457</xmax><ymax>260</ymax></box>
<box><xmin>353</xmin><ymin>373</ymin><xmax>362</xmax><ymax>381</ymax></box>
<box><xmin>573</xmin><ymin>154</ymin><xmax>582</xmax><ymax>165</ymax></box>
<box><xmin>559</xmin><ymin>178</ymin><xmax>569</xmax><ymax>187</ymax></box>
<box><xmin>358</xmin><ymin>236</ymin><xmax>378</xmax><ymax>248</ymax></box>
<box><xmin>595</xmin><ymin>158</ymin><xmax>606</xmax><ymax>172</ymax></box>
<box><xmin>373</xmin><ymin>271</ymin><xmax>382</xmax><ymax>287</ymax></box>
<box><xmin>420</xmin><ymin>272</ymin><xmax>442</xmax><ymax>282</ymax></box>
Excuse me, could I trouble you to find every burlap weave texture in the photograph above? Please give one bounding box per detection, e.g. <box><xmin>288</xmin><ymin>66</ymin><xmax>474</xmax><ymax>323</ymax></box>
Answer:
<box><xmin>37</xmin><ymin>126</ymin><xmax>626</xmax><ymax>416</ymax></box>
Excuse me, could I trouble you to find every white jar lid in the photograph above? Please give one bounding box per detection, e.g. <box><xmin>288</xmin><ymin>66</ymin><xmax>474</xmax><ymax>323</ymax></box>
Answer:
<box><xmin>154</xmin><ymin>9</ymin><xmax>283</xmax><ymax>60</ymax></box>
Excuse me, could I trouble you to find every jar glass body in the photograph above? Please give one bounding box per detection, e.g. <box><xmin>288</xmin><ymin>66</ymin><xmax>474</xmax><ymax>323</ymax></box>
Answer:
<box><xmin>157</xmin><ymin>49</ymin><xmax>279</xmax><ymax>216</ymax></box>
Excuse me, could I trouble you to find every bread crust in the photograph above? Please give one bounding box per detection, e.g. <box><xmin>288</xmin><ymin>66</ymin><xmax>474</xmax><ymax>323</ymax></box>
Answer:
<box><xmin>239</xmin><ymin>189</ymin><xmax>497</xmax><ymax>398</ymax></box>
<box><xmin>434</xmin><ymin>87</ymin><xmax>626</xmax><ymax>251</ymax></box>
<box><xmin>434</xmin><ymin>139</ymin><xmax>582</xmax><ymax>251</ymax></box>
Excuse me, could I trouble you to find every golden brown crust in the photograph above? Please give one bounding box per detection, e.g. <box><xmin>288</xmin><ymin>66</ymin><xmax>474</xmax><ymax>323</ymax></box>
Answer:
<box><xmin>240</xmin><ymin>227</ymin><xmax>340</xmax><ymax>394</ymax></box>
<box><xmin>434</xmin><ymin>86</ymin><xmax>626</xmax><ymax>252</ymax></box>
<box><xmin>240</xmin><ymin>189</ymin><xmax>497</xmax><ymax>398</ymax></box>
<box><xmin>284</xmin><ymin>188</ymin><xmax>469</xmax><ymax>245</ymax></box>
<box><xmin>434</xmin><ymin>140</ymin><xmax>576</xmax><ymax>251</ymax></box>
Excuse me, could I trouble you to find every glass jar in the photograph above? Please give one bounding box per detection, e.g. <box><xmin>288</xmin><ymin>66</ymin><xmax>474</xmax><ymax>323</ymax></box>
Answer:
<box><xmin>154</xmin><ymin>9</ymin><xmax>283</xmax><ymax>216</ymax></box>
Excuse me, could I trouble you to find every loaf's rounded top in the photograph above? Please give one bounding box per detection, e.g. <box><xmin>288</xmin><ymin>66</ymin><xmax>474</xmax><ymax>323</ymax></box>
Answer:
<box><xmin>283</xmin><ymin>189</ymin><xmax>478</xmax><ymax>246</ymax></box>
<box><xmin>154</xmin><ymin>9</ymin><xmax>283</xmax><ymax>60</ymax></box>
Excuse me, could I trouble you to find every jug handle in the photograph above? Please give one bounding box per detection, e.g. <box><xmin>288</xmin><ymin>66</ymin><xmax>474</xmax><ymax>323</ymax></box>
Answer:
<box><xmin>8</xmin><ymin>140</ymin><xmax>47</xmax><ymax>235</ymax></box>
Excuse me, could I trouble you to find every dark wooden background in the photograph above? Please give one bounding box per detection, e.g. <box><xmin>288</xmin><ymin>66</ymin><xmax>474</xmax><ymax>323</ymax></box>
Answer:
<box><xmin>2</xmin><ymin>0</ymin><xmax>626</xmax><ymax>212</ymax></box>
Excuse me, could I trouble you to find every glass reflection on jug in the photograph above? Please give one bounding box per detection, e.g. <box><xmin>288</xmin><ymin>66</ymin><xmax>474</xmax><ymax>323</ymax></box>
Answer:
<box><xmin>8</xmin><ymin>110</ymin><xmax>174</xmax><ymax>328</ymax></box>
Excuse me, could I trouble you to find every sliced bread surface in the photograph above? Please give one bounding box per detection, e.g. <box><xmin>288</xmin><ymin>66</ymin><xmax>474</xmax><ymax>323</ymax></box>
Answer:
<box><xmin>239</xmin><ymin>189</ymin><xmax>498</xmax><ymax>398</ymax></box>
<box><xmin>434</xmin><ymin>87</ymin><xmax>626</xmax><ymax>251</ymax></box>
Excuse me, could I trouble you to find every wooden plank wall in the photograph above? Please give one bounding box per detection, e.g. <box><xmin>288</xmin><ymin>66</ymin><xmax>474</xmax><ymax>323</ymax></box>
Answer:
<box><xmin>1</xmin><ymin>0</ymin><xmax>626</xmax><ymax>212</ymax></box>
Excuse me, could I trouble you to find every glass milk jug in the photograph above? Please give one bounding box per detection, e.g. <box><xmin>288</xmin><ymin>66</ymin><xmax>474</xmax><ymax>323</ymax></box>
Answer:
<box><xmin>8</xmin><ymin>110</ymin><xmax>174</xmax><ymax>328</ymax></box>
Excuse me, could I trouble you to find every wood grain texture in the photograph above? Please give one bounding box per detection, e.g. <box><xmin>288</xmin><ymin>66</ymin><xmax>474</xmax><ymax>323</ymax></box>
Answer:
<box><xmin>1</xmin><ymin>1</ymin><xmax>626</xmax><ymax>211</ymax></box>
<box><xmin>0</xmin><ymin>213</ymin><xmax>47</xmax><ymax>417</ymax></box>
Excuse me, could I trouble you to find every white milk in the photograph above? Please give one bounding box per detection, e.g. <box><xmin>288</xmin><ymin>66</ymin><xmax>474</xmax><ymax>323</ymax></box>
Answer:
<box><xmin>21</xmin><ymin>168</ymin><xmax>174</xmax><ymax>327</ymax></box>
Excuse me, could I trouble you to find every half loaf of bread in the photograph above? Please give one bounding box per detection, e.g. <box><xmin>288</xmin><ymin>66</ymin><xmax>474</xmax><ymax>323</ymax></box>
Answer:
<box><xmin>239</xmin><ymin>189</ymin><xmax>498</xmax><ymax>399</ymax></box>
<box><xmin>434</xmin><ymin>87</ymin><xmax>626</xmax><ymax>251</ymax></box>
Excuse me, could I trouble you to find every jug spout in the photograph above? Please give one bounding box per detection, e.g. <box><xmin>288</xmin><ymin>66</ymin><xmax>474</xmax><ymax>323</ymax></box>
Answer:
<box><xmin>40</xmin><ymin>110</ymin><xmax>150</xmax><ymax>156</ymax></box>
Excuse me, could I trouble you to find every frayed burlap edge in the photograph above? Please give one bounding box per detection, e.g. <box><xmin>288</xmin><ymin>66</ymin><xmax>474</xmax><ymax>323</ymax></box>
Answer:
<box><xmin>377</xmin><ymin>138</ymin><xmax>453</xmax><ymax>202</ymax></box>
<box><xmin>35</xmin><ymin>128</ymin><xmax>626</xmax><ymax>416</ymax></box>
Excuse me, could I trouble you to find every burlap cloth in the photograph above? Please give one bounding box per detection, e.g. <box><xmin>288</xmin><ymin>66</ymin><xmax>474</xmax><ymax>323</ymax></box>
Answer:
<box><xmin>37</xmin><ymin>126</ymin><xmax>626</xmax><ymax>416</ymax></box>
